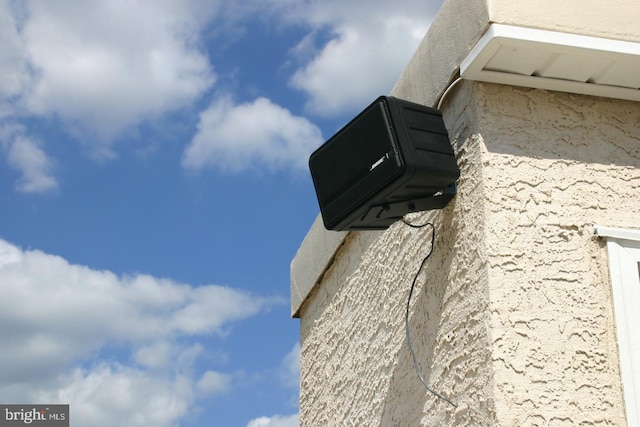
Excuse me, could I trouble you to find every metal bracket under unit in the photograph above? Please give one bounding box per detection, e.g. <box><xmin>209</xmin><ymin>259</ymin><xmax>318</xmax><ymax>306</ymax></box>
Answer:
<box><xmin>364</xmin><ymin>182</ymin><xmax>457</xmax><ymax>223</ymax></box>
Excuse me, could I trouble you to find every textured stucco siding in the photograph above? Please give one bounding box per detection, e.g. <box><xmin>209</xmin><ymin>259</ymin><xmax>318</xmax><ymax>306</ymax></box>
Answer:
<box><xmin>299</xmin><ymin>83</ymin><xmax>498</xmax><ymax>426</ymax></box>
<box><xmin>391</xmin><ymin>0</ymin><xmax>490</xmax><ymax>107</ymax></box>
<box><xmin>294</xmin><ymin>0</ymin><xmax>640</xmax><ymax>424</ymax></box>
<box><xmin>476</xmin><ymin>83</ymin><xmax>640</xmax><ymax>425</ymax></box>
<box><xmin>298</xmin><ymin>82</ymin><xmax>640</xmax><ymax>426</ymax></box>
<box><xmin>487</xmin><ymin>0</ymin><xmax>640</xmax><ymax>42</ymax></box>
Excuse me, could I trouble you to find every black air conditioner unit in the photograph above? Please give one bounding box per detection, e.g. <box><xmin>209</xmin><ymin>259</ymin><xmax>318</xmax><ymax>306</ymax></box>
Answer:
<box><xmin>309</xmin><ymin>96</ymin><xmax>460</xmax><ymax>231</ymax></box>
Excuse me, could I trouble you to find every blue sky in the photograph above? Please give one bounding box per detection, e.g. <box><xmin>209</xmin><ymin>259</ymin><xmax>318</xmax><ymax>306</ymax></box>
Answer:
<box><xmin>0</xmin><ymin>1</ymin><xmax>442</xmax><ymax>426</ymax></box>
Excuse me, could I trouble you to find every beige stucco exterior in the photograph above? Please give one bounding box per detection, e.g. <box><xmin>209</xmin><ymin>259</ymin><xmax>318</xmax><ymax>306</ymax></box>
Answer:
<box><xmin>291</xmin><ymin>0</ymin><xmax>640</xmax><ymax>425</ymax></box>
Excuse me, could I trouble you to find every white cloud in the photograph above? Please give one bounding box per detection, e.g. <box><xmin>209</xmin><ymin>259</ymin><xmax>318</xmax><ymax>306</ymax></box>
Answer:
<box><xmin>182</xmin><ymin>96</ymin><xmax>323</xmax><ymax>173</ymax></box>
<box><xmin>289</xmin><ymin>18</ymin><xmax>423</xmax><ymax>116</ymax></box>
<box><xmin>273</xmin><ymin>0</ymin><xmax>440</xmax><ymax>116</ymax></box>
<box><xmin>132</xmin><ymin>341</ymin><xmax>174</xmax><ymax>370</ymax></box>
<box><xmin>6</xmin><ymin>135</ymin><xmax>57</xmax><ymax>193</ymax></box>
<box><xmin>280</xmin><ymin>342</ymin><xmax>300</xmax><ymax>389</ymax></box>
<box><xmin>0</xmin><ymin>1</ymin><xmax>31</xmax><ymax>101</ymax></box>
<box><xmin>36</xmin><ymin>363</ymin><xmax>193</xmax><ymax>427</ymax></box>
<box><xmin>1</xmin><ymin>0</ymin><xmax>440</xmax><ymax>180</ymax></box>
<box><xmin>246</xmin><ymin>413</ymin><xmax>299</xmax><ymax>427</ymax></box>
<box><xmin>0</xmin><ymin>124</ymin><xmax>58</xmax><ymax>193</ymax></box>
<box><xmin>0</xmin><ymin>238</ymin><xmax>280</xmax><ymax>426</ymax></box>
<box><xmin>196</xmin><ymin>370</ymin><xmax>232</xmax><ymax>396</ymax></box>
<box><xmin>0</xmin><ymin>248</ymin><xmax>267</xmax><ymax>361</ymax></box>
<box><xmin>0</xmin><ymin>0</ymin><xmax>215</xmax><ymax>154</ymax></box>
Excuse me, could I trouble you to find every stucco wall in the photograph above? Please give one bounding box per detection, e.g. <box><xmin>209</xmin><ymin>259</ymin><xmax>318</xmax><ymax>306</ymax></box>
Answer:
<box><xmin>297</xmin><ymin>81</ymin><xmax>640</xmax><ymax>425</ymax></box>
<box><xmin>298</xmin><ymin>82</ymin><xmax>498</xmax><ymax>426</ymax></box>
<box><xmin>487</xmin><ymin>0</ymin><xmax>640</xmax><ymax>42</ymax></box>
<box><xmin>293</xmin><ymin>0</ymin><xmax>640</xmax><ymax>424</ymax></box>
<box><xmin>476</xmin><ymin>83</ymin><xmax>640</xmax><ymax>425</ymax></box>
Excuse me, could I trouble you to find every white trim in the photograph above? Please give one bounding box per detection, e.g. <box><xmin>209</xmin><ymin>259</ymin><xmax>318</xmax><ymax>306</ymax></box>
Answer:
<box><xmin>595</xmin><ymin>225</ymin><xmax>640</xmax><ymax>241</ymax></box>
<box><xmin>461</xmin><ymin>24</ymin><xmax>640</xmax><ymax>102</ymax></box>
<box><xmin>597</xmin><ymin>227</ymin><xmax>640</xmax><ymax>426</ymax></box>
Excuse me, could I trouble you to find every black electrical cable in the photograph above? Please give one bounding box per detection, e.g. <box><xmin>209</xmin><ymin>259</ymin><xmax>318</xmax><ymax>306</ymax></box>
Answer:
<box><xmin>402</xmin><ymin>218</ymin><xmax>457</xmax><ymax>408</ymax></box>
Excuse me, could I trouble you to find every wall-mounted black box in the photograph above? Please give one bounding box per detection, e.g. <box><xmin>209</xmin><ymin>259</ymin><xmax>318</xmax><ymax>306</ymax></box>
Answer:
<box><xmin>309</xmin><ymin>96</ymin><xmax>460</xmax><ymax>231</ymax></box>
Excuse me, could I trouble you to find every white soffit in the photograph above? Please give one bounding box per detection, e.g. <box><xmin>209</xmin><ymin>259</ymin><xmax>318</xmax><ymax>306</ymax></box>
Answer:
<box><xmin>461</xmin><ymin>24</ymin><xmax>640</xmax><ymax>102</ymax></box>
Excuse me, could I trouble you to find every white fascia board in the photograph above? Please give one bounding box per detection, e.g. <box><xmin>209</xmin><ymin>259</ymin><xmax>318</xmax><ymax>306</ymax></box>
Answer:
<box><xmin>461</xmin><ymin>24</ymin><xmax>640</xmax><ymax>102</ymax></box>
